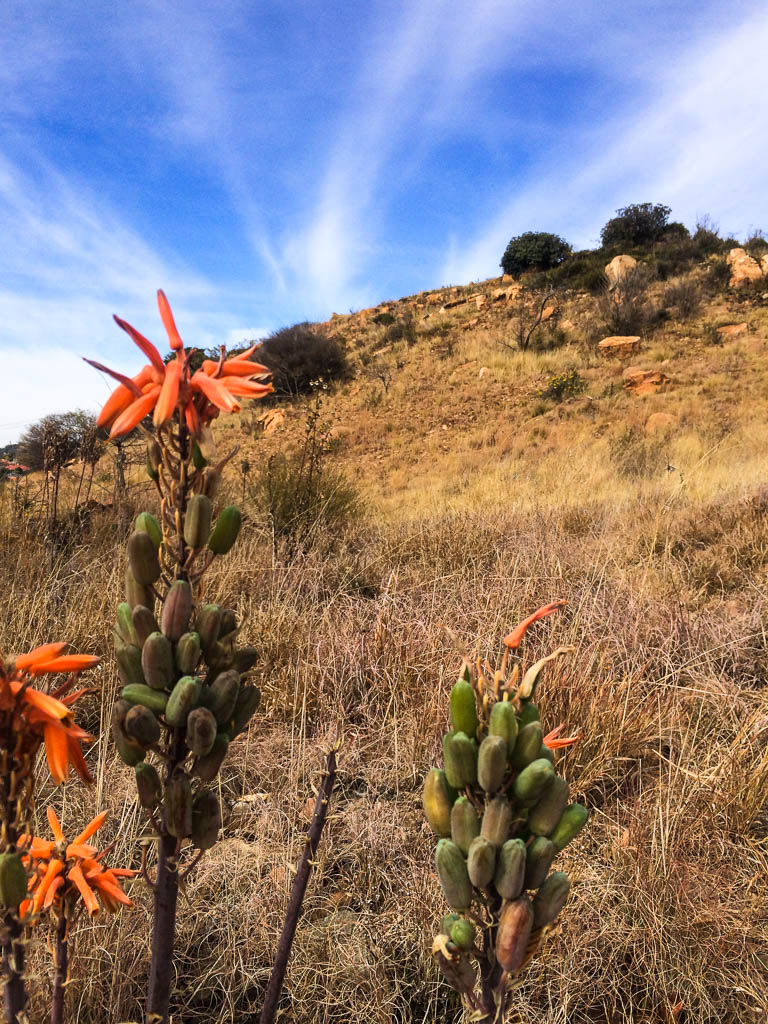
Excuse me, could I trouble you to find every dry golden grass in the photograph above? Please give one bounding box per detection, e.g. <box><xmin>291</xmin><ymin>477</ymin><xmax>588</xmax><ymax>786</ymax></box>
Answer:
<box><xmin>1</xmin><ymin>274</ymin><xmax>767</xmax><ymax>1022</ymax></box>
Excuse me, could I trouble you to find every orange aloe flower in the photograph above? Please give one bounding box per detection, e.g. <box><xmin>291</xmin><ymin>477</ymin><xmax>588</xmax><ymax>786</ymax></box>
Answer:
<box><xmin>504</xmin><ymin>600</ymin><xmax>567</xmax><ymax>650</ymax></box>
<box><xmin>20</xmin><ymin>807</ymin><xmax>135</xmax><ymax>920</ymax></box>
<box><xmin>0</xmin><ymin>642</ymin><xmax>99</xmax><ymax>784</ymax></box>
<box><xmin>543</xmin><ymin>724</ymin><xmax>582</xmax><ymax>750</ymax></box>
<box><xmin>85</xmin><ymin>289</ymin><xmax>273</xmax><ymax>439</ymax></box>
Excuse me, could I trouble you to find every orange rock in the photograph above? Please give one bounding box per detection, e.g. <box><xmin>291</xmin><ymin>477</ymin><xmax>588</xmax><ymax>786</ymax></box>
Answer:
<box><xmin>623</xmin><ymin>367</ymin><xmax>670</xmax><ymax>396</ymax></box>
<box><xmin>441</xmin><ymin>296</ymin><xmax>467</xmax><ymax>310</ymax></box>
<box><xmin>541</xmin><ymin>305</ymin><xmax>556</xmax><ymax>321</ymax></box>
<box><xmin>598</xmin><ymin>335</ymin><xmax>641</xmax><ymax>356</ymax></box>
<box><xmin>727</xmin><ymin>248</ymin><xmax>762</xmax><ymax>287</ymax></box>
<box><xmin>716</xmin><ymin>322</ymin><xmax>748</xmax><ymax>337</ymax></box>
<box><xmin>474</xmin><ymin>295</ymin><xmax>487</xmax><ymax>310</ymax></box>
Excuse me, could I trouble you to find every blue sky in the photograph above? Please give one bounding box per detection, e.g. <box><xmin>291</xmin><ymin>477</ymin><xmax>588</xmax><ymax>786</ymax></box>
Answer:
<box><xmin>1</xmin><ymin>0</ymin><xmax>768</xmax><ymax>444</ymax></box>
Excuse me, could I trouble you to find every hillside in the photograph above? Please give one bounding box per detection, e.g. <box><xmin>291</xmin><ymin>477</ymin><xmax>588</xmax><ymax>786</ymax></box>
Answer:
<box><xmin>1</xmin><ymin>244</ymin><xmax>768</xmax><ymax>1023</ymax></box>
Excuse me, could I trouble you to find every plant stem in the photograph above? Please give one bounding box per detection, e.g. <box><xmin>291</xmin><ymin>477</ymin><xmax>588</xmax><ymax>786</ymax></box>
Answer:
<box><xmin>50</xmin><ymin>911</ymin><xmax>68</xmax><ymax>1024</ymax></box>
<box><xmin>259</xmin><ymin>747</ymin><xmax>338</xmax><ymax>1024</ymax></box>
<box><xmin>145</xmin><ymin>828</ymin><xmax>179</xmax><ymax>1024</ymax></box>
<box><xmin>2</xmin><ymin>912</ymin><xmax>26</xmax><ymax>1024</ymax></box>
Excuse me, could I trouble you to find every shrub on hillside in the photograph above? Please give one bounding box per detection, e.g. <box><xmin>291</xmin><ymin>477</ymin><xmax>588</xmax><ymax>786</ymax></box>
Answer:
<box><xmin>661</xmin><ymin>276</ymin><xmax>702</xmax><ymax>319</ymax></box>
<box><xmin>258</xmin><ymin>323</ymin><xmax>350</xmax><ymax>396</ymax></box>
<box><xmin>597</xmin><ymin>263</ymin><xmax>659</xmax><ymax>335</ymax></box>
<box><xmin>500</xmin><ymin>231</ymin><xmax>572</xmax><ymax>277</ymax></box>
<box><xmin>600</xmin><ymin>203</ymin><xmax>672</xmax><ymax>248</ymax></box>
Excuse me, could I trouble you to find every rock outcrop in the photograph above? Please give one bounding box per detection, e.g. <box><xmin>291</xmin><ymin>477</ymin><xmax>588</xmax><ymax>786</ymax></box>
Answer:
<box><xmin>605</xmin><ymin>254</ymin><xmax>638</xmax><ymax>290</ymax></box>
<box><xmin>727</xmin><ymin>248</ymin><xmax>762</xmax><ymax>287</ymax></box>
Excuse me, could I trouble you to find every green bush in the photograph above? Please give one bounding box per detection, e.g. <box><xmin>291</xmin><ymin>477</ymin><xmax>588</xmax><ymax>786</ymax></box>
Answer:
<box><xmin>537</xmin><ymin>369</ymin><xmax>586</xmax><ymax>401</ymax></box>
<box><xmin>258</xmin><ymin>323</ymin><xmax>350</xmax><ymax>397</ymax></box>
<box><xmin>500</xmin><ymin>231</ymin><xmax>572</xmax><ymax>277</ymax></box>
<box><xmin>600</xmin><ymin>203</ymin><xmax>672</xmax><ymax>248</ymax></box>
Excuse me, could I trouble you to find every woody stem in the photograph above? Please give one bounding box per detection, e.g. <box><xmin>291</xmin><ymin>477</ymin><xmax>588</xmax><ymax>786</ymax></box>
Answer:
<box><xmin>50</xmin><ymin>911</ymin><xmax>68</xmax><ymax>1024</ymax></box>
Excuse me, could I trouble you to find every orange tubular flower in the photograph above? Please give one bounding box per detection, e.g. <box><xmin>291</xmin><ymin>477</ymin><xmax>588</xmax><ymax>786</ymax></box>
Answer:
<box><xmin>85</xmin><ymin>289</ymin><xmax>273</xmax><ymax>439</ymax></box>
<box><xmin>0</xmin><ymin>643</ymin><xmax>98</xmax><ymax>784</ymax></box>
<box><xmin>504</xmin><ymin>600</ymin><xmax>567</xmax><ymax>650</ymax></box>
<box><xmin>21</xmin><ymin>808</ymin><xmax>135</xmax><ymax>921</ymax></box>
<box><xmin>543</xmin><ymin>724</ymin><xmax>582</xmax><ymax>750</ymax></box>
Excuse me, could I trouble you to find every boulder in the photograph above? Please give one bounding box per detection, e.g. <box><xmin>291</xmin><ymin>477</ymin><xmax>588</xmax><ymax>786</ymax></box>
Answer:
<box><xmin>474</xmin><ymin>295</ymin><xmax>487</xmax><ymax>310</ymax></box>
<box><xmin>541</xmin><ymin>305</ymin><xmax>556</xmax><ymax>322</ymax></box>
<box><xmin>727</xmin><ymin>248</ymin><xmax>762</xmax><ymax>287</ymax></box>
<box><xmin>605</xmin><ymin>254</ymin><xmax>638</xmax><ymax>290</ymax></box>
<box><xmin>716</xmin><ymin>322</ymin><xmax>748</xmax><ymax>338</ymax></box>
<box><xmin>442</xmin><ymin>296</ymin><xmax>467</xmax><ymax>310</ymax></box>
<box><xmin>623</xmin><ymin>367</ymin><xmax>670</xmax><ymax>396</ymax></box>
<box><xmin>598</xmin><ymin>335</ymin><xmax>641</xmax><ymax>356</ymax></box>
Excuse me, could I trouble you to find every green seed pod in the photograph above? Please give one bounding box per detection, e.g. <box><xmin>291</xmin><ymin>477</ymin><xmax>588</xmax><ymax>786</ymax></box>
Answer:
<box><xmin>165</xmin><ymin>676</ymin><xmax>201</xmax><ymax>727</ymax></box>
<box><xmin>449</xmin><ymin>919</ymin><xmax>476</xmax><ymax>951</ymax></box>
<box><xmin>489</xmin><ymin>700</ymin><xmax>518</xmax><ymax>752</ymax></box>
<box><xmin>193</xmin><ymin>732</ymin><xmax>230</xmax><ymax>782</ymax></box>
<box><xmin>423</xmin><ymin>769</ymin><xmax>453</xmax><ymax>837</ymax></box>
<box><xmin>116</xmin><ymin>602</ymin><xmax>139</xmax><ymax>646</ymax></box>
<box><xmin>218</xmin><ymin>609</ymin><xmax>237</xmax><ymax>639</ymax></box>
<box><xmin>0</xmin><ymin>853</ymin><xmax>28</xmax><ymax>908</ymax></box>
<box><xmin>175</xmin><ymin>632</ymin><xmax>201</xmax><ymax>674</ymax></box>
<box><xmin>478</xmin><ymin>735</ymin><xmax>507</xmax><ymax>793</ymax></box>
<box><xmin>443</xmin><ymin>731</ymin><xmax>477</xmax><ymax>790</ymax></box>
<box><xmin>125</xmin><ymin>567</ymin><xmax>153</xmax><ymax>611</ymax></box>
<box><xmin>191</xmin><ymin>441</ymin><xmax>207</xmax><ymax>471</ymax></box>
<box><xmin>196</xmin><ymin>604</ymin><xmax>222</xmax><ymax>653</ymax></box>
<box><xmin>127</xmin><ymin>530</ymin><xmax>161</xmax><ymax>586</ymax></box>
<box><xmin>186</xmin><ymin>707</ymin><xmax>217</xmax><ymax>756</ymax></box>
<box><xmin>510</xmin><ymin>722</ymin><xmax>543</xmax><ymax>770</ymax></box>
<box><xmin>141</xmin><ymin>632</ymin><xmax>175</xmax><ymax>691</ymax></box>
<box><xmin>112</xmin><ymin>716</ymin><xmax>146</xmax><ymax>766</ymax></box>
<box><xmin>449</xmin><ymin>679</ymin><xmax>478</xmax><ymax>737</ymax></box>
<box><xmin>191</xmin><ymin>788</ymin><xmax>222</xmax><ymax>850</ymax></box>
<box><xmin>146</xmin><ymin>450</ymin><xmax>159</xmax><ymax>483</ymax></box>
<box><xmin>231</xmin><ymin>685</ymin><xmax>261</xmax><ymax>737</ymax></box>
<box><xmin>481</xmin><ymin>795</ymin><xmax>512</xmax><ymax>848</ymax></box>
<box><xmin>532</xmin><ymin>871</ymin><xmax>571</xmax><ymax>929</ymax></box>
<box><xmin>116</xmin><ymin>644</ymin><xmax>146</xmax><ymax>689</ymax></box>
<box><xmin>111</xmin><ymin>699</ymin><xmax>131</xmax><ymax>727</ymax></box>
<box><xmin>494</xmin><ymin>838</ymin><xmax>526</xmax><ymax>900</ymax></box>
<box><xmin>539</xmin><ymin>743</ymin><xmax>555</xmax><ymax>765</ymax></box>
<box><xmin>450</xmin><ymin>796</ymin><xmax>480</xmax><ymax>854</ymax></box>
<box><xmin>205</xmin><ymin>669</ymin><xmax>240</xmax><ymax>724</ymax></box>
<box><xmin>439</xmin><ymin>912</ymin><xmax>461</xmax><ymax>937</ymax></box>
<box><xmin>124</xmin><ymin>705</ymin><xmax>161</xmax><ymax>747</ymax></box>
<box><xmin>165</xmin><ymin>774</ymin><xmax>193</xmax><ymax>838</ymax></box>
<box><xmin>135</xmin><ymin>762</ymin><xmax>162</xmax><ymax>808</ymax></box>
<box><xmin>208</xmin><ymin>505</ymin><xmax>242</xmax><ymax>555</ymax></box>
<box><xmin>549</xmin><ymin>803</ymin><xmax>588</xmax><ymax>851</ymax></box>
<box><xmin>466</xmin><ymin>835</ymin><xmax>496</xmax><ymax>888</ymax></box>
<box><xmin>234</xmin><ymin>646</ymin><xmax>259</xmax><ymax>673</ymax></box>
<box><xmin>121</xmin><ymin>685</ymin><xmax>169</xmax><ymax>716</ymax></box>
<box><xmin>524</xmin><ymin>837</ymin><xmax>556</xmax><ymax>890</ymax></box>
<box><xmin>132</xmin><ymin>605</ymin><xmax>160</xmax><ymax>646</ymax></box>
<box><xmin>517</xmin><ymin>703</ymin><xmax>540</xmax><ymax>729</ymax></box>
<box><xmin>135</xmin><ymin>512</ymin><xmax>162</xmax><ymax>550</ymax></box>
<box><xmin>435</xmin><ymin>838</ymin><xmax>472</xmax><ymax>911</ymax></box>
<box><xmin>147</xmin><ymin>441</ymin><xmax>162</xmax><ymax>475</ymax></box>
<box><xmin>495</xmin><ymin>896</ymin><xmax>533</xmax><ymax>973</ymax></box>
<box><xmin>528</xmin><ymin>776</ymin><xmax>570</xmax><ymax>837</ymax></box>
<box><xmin>183</xmin><ymin>494</ymin><xmax>213</xmax><ymax>549</ymax></box>
<box><xmin>161</xmin><ymin>580</ymin><xmax>193</xmax><ymax>642</ymax></box>
<box><xmin>513</xmin><ymin>758</ymin><xmax>555</xmax><ymax>808</ymax></box>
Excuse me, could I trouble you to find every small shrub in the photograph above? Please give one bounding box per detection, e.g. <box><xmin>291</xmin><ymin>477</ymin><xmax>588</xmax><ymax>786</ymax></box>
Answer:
<box><xmin>609</xmin><ymin>425</ymin><xmax>665</xmax><ymax>478</ymax></box>
<box><xmin>538</xmin><ymin>368</ymin><xmax>585</xmax><ymax>401</ymax></box>
<box><xmin>600</xmin><ymin>202</ymin><xmax>672</xmax><ymax>248</ymax></box>
<box><xmin>745</xmin><ymin>229</ymin><xmax>768</xmax><ymax>258</ymax></box>
<box><xmin>384</xmin><ymin>314</ymin><xmax>416</xmax><ymax>345</ymax></box>
<box><xmin>250</xmin><ymin>392</ymin><xmax>362</xmax><ymax>554</ymax></box>
<box><xmin>661</xmin><ymin>277</ymin><xmax>702</xmax><ymax>319</ymax></box>
<box><xmin>598</xmin><ymin>263</ymin><xmax>659</xmax><ymax>335</ymax></box>
<box><xmin>372</xmin><ymin>312</ymin><xmax>395</xmax><ymax>326</ymax></box>
<box><xmin>500</xmin><ymin>231</ymin><xmax>572</xmax><ymax>277</ymax></box>
<box><xmin>258</xmin><ymin>323</ymin><xmax>350</xmax><ymax>396</ymax></box>
<box><xmin>703</xmin><ymin>257</ymin><xmax>731</xmax><ymax>294</ymax></box>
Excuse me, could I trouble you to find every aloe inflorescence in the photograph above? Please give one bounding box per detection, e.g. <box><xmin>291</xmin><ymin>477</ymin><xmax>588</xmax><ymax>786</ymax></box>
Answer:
<box><xmin>88</xmin><ymin>289</ymin><xmax>272</xmax><ymax>1024</ymax></box>
<box><xmin>424</xmin><ymin>603</ymin><xmax>587</xmax><ymax>1022</ymax></box>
